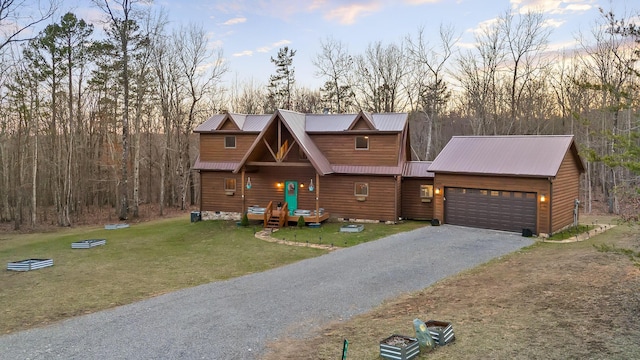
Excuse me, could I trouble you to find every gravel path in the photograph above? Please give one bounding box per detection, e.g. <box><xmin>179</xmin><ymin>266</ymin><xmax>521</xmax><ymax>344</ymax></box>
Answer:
<box><xmin>0</xmin><ymin>225</ymin><xmax>534</xmax><ymax>359</ymax></box>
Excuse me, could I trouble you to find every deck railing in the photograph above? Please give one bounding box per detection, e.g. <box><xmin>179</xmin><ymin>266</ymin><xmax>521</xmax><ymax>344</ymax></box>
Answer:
<box><xmin>279</xmin><ymin>202</ymin><xmax>288</xmax><ymax>228</ymax></box>
<box><xmin>264</xmin><ymin>201</ymin><xmax>273</xmax><ymax>226</ymax></box>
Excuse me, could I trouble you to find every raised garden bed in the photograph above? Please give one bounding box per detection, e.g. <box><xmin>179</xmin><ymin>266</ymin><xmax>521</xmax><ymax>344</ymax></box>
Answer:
<box><xmin>7</xmin><ymin>259</ymin><xmax>54</xmax><ymax>272</ymax></box>
<box><xmin>380</xmin><ymin>334</ymin><xmax>420</xmax><ymax>360</ymax></box>
<box><xmin>72</xmin><ymin>239</ymin><xmax>107</xmax><ymax>249</ymax></box>
<box><xmin>340</xmin><ymin>224</ymin><xmax>364</xmax><ymax>233</ymax></box>
<box><xmin>425</xmin><ymin>320</ymin><xmax>455</xmax><ymax>345</ymax></box>
<box><xmin>105</xmin><ymin>223</ymin><xmax>129</xmax><ymax>230</ymax></box>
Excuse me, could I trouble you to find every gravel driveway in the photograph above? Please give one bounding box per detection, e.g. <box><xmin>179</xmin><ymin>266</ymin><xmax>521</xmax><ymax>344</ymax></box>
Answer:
<box><xmin>0</xmin><ymin>225</ymin><xmax>533</xmax><ymax>359</ymax></box>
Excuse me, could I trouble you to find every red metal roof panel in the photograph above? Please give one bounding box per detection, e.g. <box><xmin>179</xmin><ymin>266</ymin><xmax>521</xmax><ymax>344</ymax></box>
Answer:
<box><xmin>403</xmin><ymin>161</ymin><xmax>435</xmax><ymax>178</ymax></box>
<box><xmin>192</xmin><ymin>158</ymin><xmax>238</xmax><ymax>171</ymax></box>
<box><xmin>331</xmin><ymin>165</ymin><xmax>402</xmax><ymax>175</ymax></box>
<box><xmin>428</xmin><ymin>135</ymin><xmax>576</xmax><ymax>177</ymax></box>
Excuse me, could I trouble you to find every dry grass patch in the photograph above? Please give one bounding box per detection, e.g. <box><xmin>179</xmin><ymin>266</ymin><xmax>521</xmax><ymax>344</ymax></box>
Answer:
<box><xmin>263</xmin><ymin>223</ymin><xmax>640</xmax><ymax>359</ymax></box>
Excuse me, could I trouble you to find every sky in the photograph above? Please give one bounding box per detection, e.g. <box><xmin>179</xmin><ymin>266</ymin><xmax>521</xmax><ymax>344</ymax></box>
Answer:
<box><xmin>38</xmin><ymin>0</ymin><xmax>640</xmax><ymax>88</ymax></box>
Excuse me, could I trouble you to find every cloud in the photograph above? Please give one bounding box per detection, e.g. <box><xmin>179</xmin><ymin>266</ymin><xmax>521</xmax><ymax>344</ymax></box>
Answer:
<box><xmin>403</xmin><ymin>0</ymin><xmax>441</xmax><ymax>4</ymax></box>
<box><xmin>324</xmin><ymin>2</ymin><xmax>382</xmax><ymax>25</ymax></box>
<box><xmin>233</xmin><ymin>50</ymin><xmax>253</xmax><ymax>57</ymax></box>
<box><xmin>510</xmin><ymin>0</ymin><xmax>593</xmax><ymax>15</ymax></box>
<box><xmin>543</xmin><ymin>18</ymin><xmax>565</xmax><ymax>28</ymax></box>
<box><xmin>222</xmin><ymin>17</ymin><xmax>247</xmax><ymax>26</ymax></box>
<box><xmin>257</xmin><ymin>39</ymin><xmax>292</xmax><ymax>53</ymax></box>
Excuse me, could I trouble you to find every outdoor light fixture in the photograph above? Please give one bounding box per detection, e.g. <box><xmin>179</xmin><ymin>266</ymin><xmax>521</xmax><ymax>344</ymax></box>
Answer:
<box><xmin>300</xmin><ymin>183</ymin><xmax>304</xmax><ymax>188</ymax></box>
<box><xmin>435</xmin><ymin>187</ymin><xmax>441</xmax><ymax>195</ymax></box>
<box><xmin>308</xmin><ymin>178</ymin><xmax>315</xmax><ymax>192</ymax></box>
<box><xmin>246</xmin><ymin>177</ymin><xmax>252</xmax><ymax>189</ymax></box>
<box><xmin>277</xmin><ymin>182</ymin><xmax>283</xmax><ymax>188</ymax></box>
<box><xmin>540</xmin><ymin>194</ymin><xmax>546</xmax><ymax>202</ymax></box>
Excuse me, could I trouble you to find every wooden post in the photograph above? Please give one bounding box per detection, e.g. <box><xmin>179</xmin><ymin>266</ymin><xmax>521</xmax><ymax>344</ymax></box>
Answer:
<box><xmin>241</xmin><ymin>168</ymin><xmax>245</xmax><ymax>215</ymax></box>
<box><xmin>315</xmin><ymin>173</ymin><xmax>320</xmax><ymax>223</ymax></box>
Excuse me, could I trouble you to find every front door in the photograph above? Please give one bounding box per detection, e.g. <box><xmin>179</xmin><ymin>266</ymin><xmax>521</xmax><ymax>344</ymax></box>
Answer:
<box><xmin>285</xmin><ymin>180</ymin><xmax>298</xmax><ymax>215</ymax></box>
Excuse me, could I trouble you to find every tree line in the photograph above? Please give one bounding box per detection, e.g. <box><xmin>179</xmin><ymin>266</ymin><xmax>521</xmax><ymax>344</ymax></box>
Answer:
<box><xmin>0</xmin><ymin>1</ymin><xmax>638</xmax><ymax>229</ymax></box>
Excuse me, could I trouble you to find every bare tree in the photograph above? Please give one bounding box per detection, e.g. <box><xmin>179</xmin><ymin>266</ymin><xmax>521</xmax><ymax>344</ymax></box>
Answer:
<box><xmin>406</xmin><ymin>25</ymin><xmax>457</xmax><ymax>159</ymax></box>
<box><xmin>173</xmin><ymin>23</ymin><xmax>227</xmax><ymax>209</ymax></box>
<box><xmin>353</xmin><ymin>41</ymin><xmax>407</xmax><ymax>113</ymax></box>
<box><xmin>0</xmin><ymin>0</ymin><xmax>59</xmax><ymax>51</ymax></box>
<box><xmin>498</xmin><ymin>9</ymin><xmax>551</xmax><ymax>133</ymax></box>
<box><xmin>93</xmin><ymin>0</ymin><xmax>149</xmax><ymax>220</ymax></box>
<box><xmin>312</xmin><ymin>36</ymin><xmax>354</xmax><ymax>113</ymax></box>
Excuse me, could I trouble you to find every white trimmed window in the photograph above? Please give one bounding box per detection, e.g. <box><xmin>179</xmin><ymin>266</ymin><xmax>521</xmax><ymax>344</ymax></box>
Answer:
<box><xmin>224</xmin><ymin>136</ymin><xmax>236</xmax><ymax>148</ymax></box>
<box><xmin>420</xmin><ymin>184</ymin><xmax>433</xmax><ymax>198</ymax></box>
<box><xmin>355</xmin><ymin>136</ymin><xmax>369</xmax><ymax>150</ymax></box>
<box><xmin>354</xmin><ymin>182</ymin><xmax>369</xmax><ymax>197</ymax></box>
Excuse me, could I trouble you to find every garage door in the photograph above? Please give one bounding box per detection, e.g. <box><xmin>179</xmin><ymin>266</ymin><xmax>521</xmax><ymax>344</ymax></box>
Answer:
<box><xmin>444</xmin><ymin>187</ymin><xmax>537</xmax><ymax>233</ymax></box>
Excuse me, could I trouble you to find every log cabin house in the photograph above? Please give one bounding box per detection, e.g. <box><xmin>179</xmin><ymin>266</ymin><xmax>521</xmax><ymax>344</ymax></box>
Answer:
<box><xmin>193</xmin><ymin>110</ymin><xmax>583</xmax><ymax>235</ymax></box>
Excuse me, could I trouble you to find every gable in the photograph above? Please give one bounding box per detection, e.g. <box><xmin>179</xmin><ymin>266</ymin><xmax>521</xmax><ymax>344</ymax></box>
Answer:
<box><xmin>218</xmin><ymin>117</ymin><xmax>240</xmax><ymax>130</ymax></box>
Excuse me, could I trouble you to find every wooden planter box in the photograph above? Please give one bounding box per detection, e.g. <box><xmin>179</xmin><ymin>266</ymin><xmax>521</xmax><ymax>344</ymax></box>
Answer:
<box><xmin>72</xmin><ymin>239</ymin><xmax>107</xmax><ymax>249</ymax></box>
<box><xmin>7</xmin><ymin>259</ymin><xmax>54</xmax><ymax>272</ymax></box>
<box><xmin>425</xmin><ymin>320</ymin><xmax>455</xmax><ymax>345</ymax></box>
<box><xmin>380</xmin><ymin>334</ymin><xmax>420</xmax><ymax>360</ymax></box>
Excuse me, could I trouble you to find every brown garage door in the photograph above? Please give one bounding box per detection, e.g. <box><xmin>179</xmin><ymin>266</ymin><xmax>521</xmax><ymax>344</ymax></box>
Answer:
<box><xmin>444</xmin><ymin>187</ymin><xmax>537</xmax><ymax>233</ymax></box>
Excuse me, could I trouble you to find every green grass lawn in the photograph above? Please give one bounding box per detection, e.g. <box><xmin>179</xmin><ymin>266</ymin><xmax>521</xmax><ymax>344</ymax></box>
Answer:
<box><xmin>0</xmin><ymin>216</ymin><xmax>428</xmax><ymax>334</ymax></box>
<box><xmin>271</xmin><ymin>220</ymin><xmax>428</xmax><ymax>247</ymax></box>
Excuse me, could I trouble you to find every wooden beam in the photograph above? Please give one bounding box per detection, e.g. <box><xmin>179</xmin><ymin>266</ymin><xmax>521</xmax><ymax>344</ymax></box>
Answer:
<box><xmin>241</xmin><ymin>168</ymin><xmax>245</xmax><ymax>214</ymax></box>
<box><xmin>246</xmin><ymin>162</ymin><xmax>313</xmax><ymax>167</ymax></box>
<box><xmin>263</xmin><ymin>138</ymin><xmax>278</xmax><ymax>161</ymax></box>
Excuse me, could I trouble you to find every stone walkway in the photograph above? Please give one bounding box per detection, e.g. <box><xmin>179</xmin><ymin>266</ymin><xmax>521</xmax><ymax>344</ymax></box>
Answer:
<box><xmin>254</xmin><ymin>229</ymin><xmax>340</xmax><ymax>250</ymax></box>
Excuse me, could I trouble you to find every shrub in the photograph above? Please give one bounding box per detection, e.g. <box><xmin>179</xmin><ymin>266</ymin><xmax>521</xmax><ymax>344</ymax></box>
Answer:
<box><xmin>297</xmin><ymin>215</ymin><xmax>305</xmax><ymax>228</ymax></box>
<box><xmin>240</xmin><ymin>212</ymin><xmax>249</xmax><ymax>227</ymax></box>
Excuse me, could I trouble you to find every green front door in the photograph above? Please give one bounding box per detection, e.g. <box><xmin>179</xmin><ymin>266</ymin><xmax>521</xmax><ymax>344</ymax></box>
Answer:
<box><xmin>285</xmin><ymin>180</ymin><xmax>298</xmax><ymax>215</ymax></box>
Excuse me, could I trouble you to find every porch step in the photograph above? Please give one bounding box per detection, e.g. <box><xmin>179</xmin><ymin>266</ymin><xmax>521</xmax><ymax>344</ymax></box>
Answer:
<box><xmin>265</xmin><ymin>216</ymin><xmax>280</xmax><ymax>229</ymax></box>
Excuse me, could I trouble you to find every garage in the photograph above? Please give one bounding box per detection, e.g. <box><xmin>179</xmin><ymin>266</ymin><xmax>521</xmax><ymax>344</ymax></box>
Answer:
<box><xmin>429</xmin><ymin>135</ymin><xmax>585</xmax><ymax>235</ymax></box>
<box><xmin>444</xmin><ymin>187</ymin><xmax>537</xmax><ymax>233</ymax></box>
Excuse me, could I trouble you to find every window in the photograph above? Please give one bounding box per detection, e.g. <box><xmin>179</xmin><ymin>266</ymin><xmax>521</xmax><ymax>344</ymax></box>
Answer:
<box><xmin>355</xmin><ymin>136</ymin><xmax>369</xmax><ymax>150</ymax></box>
<box><xmin>224</xmin><ymin>136</ymin><xmax>236</xmax><ymax>148</ymax></box>
<box><xmin>224</xmin><ymin>178</ymin><xmax>236</xmax><ymax>192</ymax></box>
<box><xmin>354</xmin><ymin>182</ymin><xmax>369</xmax><ymax>196</ymax></box>
<box><xmin>420</xmin><ymin>184</ymin><xmax>433</xmax><ymax>198</ymax></box>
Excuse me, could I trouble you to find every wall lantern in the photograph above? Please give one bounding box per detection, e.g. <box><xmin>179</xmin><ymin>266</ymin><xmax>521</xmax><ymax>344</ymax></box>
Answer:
<box><xmin>308</xmin><ymin>178</ymin><xmax>315</xmax><ymax>192</ymax></box>
<box><xmin>540</xmin><ymin>194</ymin><xmax>546</xmax><ymax>203</ymax></box>
<box><xmin>276</xmin><ymin>182</ymin><xmax>283</xmax><ymax>188</ymax></box>
<box><xmin>246</xmin><ymin>177</ymin><xmax>252</xmax><ymax>189</ymax></box>
<box><xmin>299</xmin><ymin>183</ymin><xmax>304</xmax><ymax>188</ymax></box>
<box><xmin>435</xmin><ymin>187</ymin><xmax>441</xmax><ymax>195</ymax></box>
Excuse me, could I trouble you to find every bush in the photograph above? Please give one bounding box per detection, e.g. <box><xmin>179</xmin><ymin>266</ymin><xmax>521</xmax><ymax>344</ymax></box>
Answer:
<box><xmin>240</xmin><ymin>212</ymin><xmax>249</xmax><ymax>227</ymax></box>
<box><xmin>297</xmin><ymin>215</ymin><xmax>305</xmax><ymax>228</ymax></box>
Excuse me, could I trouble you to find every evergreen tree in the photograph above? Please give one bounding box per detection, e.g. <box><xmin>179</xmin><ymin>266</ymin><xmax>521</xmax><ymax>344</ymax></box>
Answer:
<box><xmin>267</xmin><ymin>46</ymin><xmax>296</xmax><ymax>112</ymax></box>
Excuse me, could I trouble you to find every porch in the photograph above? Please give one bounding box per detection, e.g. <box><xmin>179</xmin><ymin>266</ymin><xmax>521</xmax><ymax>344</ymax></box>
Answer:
<box><xmin>246</xmin><ymin>202</ymin><xmax>329</xmax><ymax>229</ymax></box>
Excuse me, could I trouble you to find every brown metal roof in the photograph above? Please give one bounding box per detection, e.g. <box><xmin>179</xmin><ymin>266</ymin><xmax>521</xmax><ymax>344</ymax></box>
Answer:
<box><xmin>428</xmin><ymin>135</ymin><xmax>582</xmax><ymax>177</ymax></box>
<box><xmin>332</xmin><ymin>165</ymin><xmax>402</xmax><ymax>175</ymax></box>
<box><xmin>192</xmin><ymin>157</ymin><xmax>239</xmax><ymax>171</ymax></box>
<box><xmin>196</xmin><ymin>112</ymin><xmax>407</xmax><ymax>133</ymax></box>
<box><xmin>194</xmin><ymin>114</ymin><xmax>270</xmax><ymax>132</ymax></box>
<box><xmin>402</xmin><ymin>161</ymin><xmax>435</xmax><ymax>178</ymax></box>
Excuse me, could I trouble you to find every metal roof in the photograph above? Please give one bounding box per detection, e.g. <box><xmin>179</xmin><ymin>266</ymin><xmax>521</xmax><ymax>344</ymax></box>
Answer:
<box><xmin>428</xmin><ymin>135</ymin><xmax>582</xmax><ymax>177</ymax></box>
<box><xmin>402</xmin><ymin>161</ymin><xmax>435</xmax><ymax>178</ymax></box>
<box><xmin>332</xmin><ymin>165</ymin><xmax>402</xmax><ymax>175</ymax></box>
<box><xmin>192</xmin><ymin>157</ymin><xmax>239</xmax><ymax>171</ymax></box>
<box><xmin>194</xmin><ymin>114</ymin><xmax>270</xmax><ymax>132</ymax></box>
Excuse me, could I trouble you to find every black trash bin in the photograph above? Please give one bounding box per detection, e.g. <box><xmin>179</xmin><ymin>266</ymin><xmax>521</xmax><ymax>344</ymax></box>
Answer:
<box><xmin>190</xmin><ymin>211</ymin><xmax>201</xmax><ymax>223</ymax></box>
